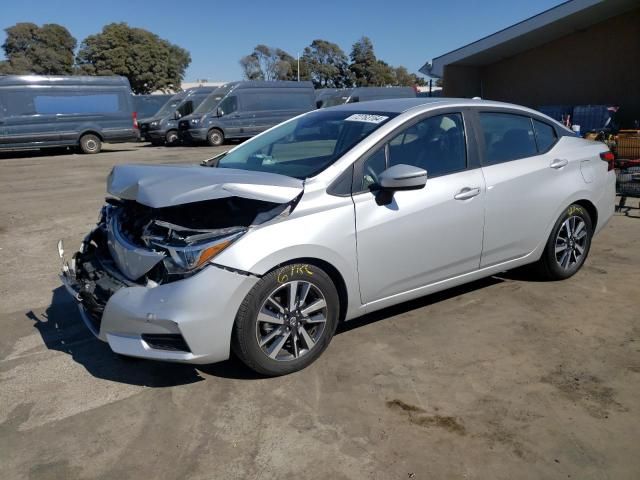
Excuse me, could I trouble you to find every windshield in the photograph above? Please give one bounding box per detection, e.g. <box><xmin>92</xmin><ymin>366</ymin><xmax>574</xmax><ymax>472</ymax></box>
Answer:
<box><xmin>216</xmin><ymin>109</ymin><xmax>397</xmax><ymax>179</ymax></box>
<box><xmin>155</xmin><ymin>93</ymin><xmax>186</xmax><ymax>117</ymax></box>
<box><xmin>193</xmin><ymin>84</ymin><xmax>235</xmax><ymax>115</ymax></box>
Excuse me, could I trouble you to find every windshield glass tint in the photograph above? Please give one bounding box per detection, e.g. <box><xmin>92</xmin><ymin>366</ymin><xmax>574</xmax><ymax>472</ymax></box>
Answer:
<box><xmin>193</xmin><ymin>85</ymin><xmax>234</xmax><ymax>114</ymax></box>
<box><xmin>155</xmin><ymin>95</ymin><xmax>185</xmax><ymax>117</ymax></box>
<box><xmin>216</xmin><ymin>110</ymin><xmax>397</xmax><ymax>179</ymax></box>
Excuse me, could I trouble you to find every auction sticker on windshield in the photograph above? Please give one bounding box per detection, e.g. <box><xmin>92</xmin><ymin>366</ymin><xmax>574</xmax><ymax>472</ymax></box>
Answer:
<box><xmin>344</xmin><ymin>114</ymin><xmax>389</xmax><ymax>124</ymax></box>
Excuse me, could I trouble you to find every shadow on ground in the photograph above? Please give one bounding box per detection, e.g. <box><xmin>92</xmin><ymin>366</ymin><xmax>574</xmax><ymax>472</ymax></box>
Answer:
<box><xmin>27</xmin><ymin>286</ymin><xmax>204</xmax><ymax>387</ymax></box>
<box><xmin>32</xmin><ymin>277</ymin><xmax>507</xmax><ymax>384</ymax></box>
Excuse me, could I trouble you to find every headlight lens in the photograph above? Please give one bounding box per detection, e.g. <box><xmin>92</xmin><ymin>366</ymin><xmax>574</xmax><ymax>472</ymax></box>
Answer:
<box><xmin>150</xmin><ymin>121</ymin><xmax>159</xmax><ymax>127</ymax></box>
<box><xmin>155</xmin><ymin>232</ymin><xmax>243</xmax><ymax>275</ymax></box>
<box><xmin>190</xmin><ymin>118</ymin><xmax>200</xmax><ymax>125</ymax></box>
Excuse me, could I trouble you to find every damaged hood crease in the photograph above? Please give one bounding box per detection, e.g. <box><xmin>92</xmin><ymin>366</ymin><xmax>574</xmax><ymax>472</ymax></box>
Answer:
<box><xmin>107</xmin><ymin>164</ymin><xmax>304</xmax><ymax>208</ymax></box>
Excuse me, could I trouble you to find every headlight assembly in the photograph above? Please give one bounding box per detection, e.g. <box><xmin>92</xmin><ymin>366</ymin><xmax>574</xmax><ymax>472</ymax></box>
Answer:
<box><xmin>161</xmin><ymin>235</ymin><xmax>240</xmax><ymax>274</ymax></box>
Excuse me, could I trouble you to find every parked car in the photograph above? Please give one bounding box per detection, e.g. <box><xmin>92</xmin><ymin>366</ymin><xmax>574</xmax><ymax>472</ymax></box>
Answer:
<box><xmin>59</xmin><ymin>98</ymin><xmax>615</xmax><ymax>375</ymax></box>
<box><xmin>132</xmin><ymin>94</ymin><xmax>173</xmax><ymax>121</ymax></box>
<box><xmin>0</xmin><ymin>75</ymin><xmax>138</xmax><ymax>154</ymax></box>
<box><xmin>139</xmin><ymin>87</ymin><xmax>218</xmax><ymax>145</ymax></box>
<box><xmin>177</xmin><ymin>81</ymin><xmax>315</xmax><ymax>146</ymax></box>
<box><xmin>321</xmin><ymin>86</ymin><xmax>416</xmax><ymax>108</ymax></box>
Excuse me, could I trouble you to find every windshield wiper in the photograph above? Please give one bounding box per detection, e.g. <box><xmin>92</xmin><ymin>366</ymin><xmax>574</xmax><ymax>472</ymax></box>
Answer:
<box><xmin>200</xmin><ymin>151</ymin><xmax>228</xmax><ymax>167</ymax></box>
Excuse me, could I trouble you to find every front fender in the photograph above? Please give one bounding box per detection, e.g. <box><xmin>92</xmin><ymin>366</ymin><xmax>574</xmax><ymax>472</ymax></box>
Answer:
<box><xmin>214</xmin><ymin>193</ymin><xmax>362</xmax><ymax>319</ymax></box>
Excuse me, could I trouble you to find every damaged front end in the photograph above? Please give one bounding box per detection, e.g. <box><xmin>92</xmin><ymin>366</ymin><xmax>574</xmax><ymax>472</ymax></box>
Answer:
<box><xmin>59</xmin><ymin>166</ymin><xmax>302</xmax><ymax>341</ymax></box>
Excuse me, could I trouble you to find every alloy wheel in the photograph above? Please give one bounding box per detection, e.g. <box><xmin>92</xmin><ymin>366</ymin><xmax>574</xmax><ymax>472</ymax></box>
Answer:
<box><xmin>255</xmin><ymin>280</ymin><xmax>328</xmax><ymax>361</ymax></box>
<box><xmin>555</xmin><ymin>215</ymin><xmax>588</xmax><ymax>270</ymax></box>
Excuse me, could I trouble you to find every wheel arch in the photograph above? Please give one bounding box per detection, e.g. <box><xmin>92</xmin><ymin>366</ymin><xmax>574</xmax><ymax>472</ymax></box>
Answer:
<box><xmin>261</xmin><ymin>257</ymin><xmax>349</xmax><ymax>323</ymax></box>
<box><xmin>78</xmin><ymin>130</ymin><xmax>103</xmax><ymax>143</ymax></box>
<box><xmin>572</xmin><ymin>198</ymin><xmax>598</xmax><ymax>231</ymax></box>
<box><xmin>207</xmin><ymin>126</ymin><xmax>225</xmax><ymax>137</ymax></box>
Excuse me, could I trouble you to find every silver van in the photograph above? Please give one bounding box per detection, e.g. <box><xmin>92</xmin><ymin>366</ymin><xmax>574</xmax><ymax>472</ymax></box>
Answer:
<box><xmin>0</xmin><ymin>75</ymin><xmax>138</xmax><ymax>154</ymax></box>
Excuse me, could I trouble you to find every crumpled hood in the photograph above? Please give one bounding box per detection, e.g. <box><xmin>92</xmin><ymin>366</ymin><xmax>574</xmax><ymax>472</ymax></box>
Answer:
<box><xmin>107</xmin><ymin>164</ymin><xmax>304</xmax><ymax>208</ymax></box>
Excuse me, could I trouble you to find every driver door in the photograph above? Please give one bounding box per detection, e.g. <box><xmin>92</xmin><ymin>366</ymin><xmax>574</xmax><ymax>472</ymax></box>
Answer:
<box><xmin>352</xmin><ymin>111</ymin><xmax>486</xmax><ymax>304</ymax></box>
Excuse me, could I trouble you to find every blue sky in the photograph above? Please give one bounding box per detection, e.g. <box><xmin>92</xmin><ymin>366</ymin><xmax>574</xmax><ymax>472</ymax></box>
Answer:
<box><xmin>1</xmin><ymin>0</ymin><xmax>564</xmax><ymax>82</ymax></box>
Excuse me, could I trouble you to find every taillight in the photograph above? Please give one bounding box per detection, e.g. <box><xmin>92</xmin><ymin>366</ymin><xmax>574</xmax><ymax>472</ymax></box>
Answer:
<box><xmin>600</xmin><ymin>151</ymin><xmax>614</xmax><ymax>171</ymax></box>
<box><xmin>132</xmin><ymin>111</ymin><xmax>138</xmax><ymax>129</ymax></box>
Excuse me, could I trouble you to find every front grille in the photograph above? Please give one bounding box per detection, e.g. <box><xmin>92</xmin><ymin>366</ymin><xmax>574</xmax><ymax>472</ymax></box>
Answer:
<box><xmin>178</xmin><ymin>120</ymin><xmax>190</xmax><ymax>130</ymax></box>
<box><xmin>141</xmin><ymin>334</ymin><xmax>191</xmax><ymax>352</ymax></box>
<box><xmin>139</xmin><ymin>123</ymin><xmax>149</xmax><ymax>134</ymax></box>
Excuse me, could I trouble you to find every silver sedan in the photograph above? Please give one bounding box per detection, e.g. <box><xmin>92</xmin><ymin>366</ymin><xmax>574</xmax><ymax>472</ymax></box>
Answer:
<box><xmin>59</xmin><ymin>98</ymin><xmax>616</xmax><ymax>375</ymax></box>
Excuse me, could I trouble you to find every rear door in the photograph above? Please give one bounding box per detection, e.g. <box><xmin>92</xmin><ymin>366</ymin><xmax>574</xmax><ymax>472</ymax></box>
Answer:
<box><xmin>353</xmin><ymin>110</ymin><xmax>486</xmax><ymax>303</ymax></box>
<box><xmin>476</xmin><ymin>110</ymin><xmax>573</xmax><ymax>267</ymax></box>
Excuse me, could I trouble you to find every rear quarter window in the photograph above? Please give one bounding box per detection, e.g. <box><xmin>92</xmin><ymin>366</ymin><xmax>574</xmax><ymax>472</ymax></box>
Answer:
<box><xmin>532</xmin><ymin>119</ymin><xmax>558</xmax><ymax>152</ymax></box>
<box><xmin>479</xmin><ymin>112</ymin><xmax>537</xmax><ymax>165</ymax></box>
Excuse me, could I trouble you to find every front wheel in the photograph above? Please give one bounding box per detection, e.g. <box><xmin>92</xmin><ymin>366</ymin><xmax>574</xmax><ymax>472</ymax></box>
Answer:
<box><xmin>535</xmin><ymin>204</ymin><xmax>593</xmax><ymax>280</ymax></box>
<box><xmin>165</xmin><ymin>130</ymin><xmax>179</xmax><ymax>146</ymax></box>
<box><xmin>232</xmin><ymin>263</ymin><xmax>339</xmax><ymax>376</ymax></box>
<box><xmin>207</xmin><ymin>128</ymin><xmax>224</xmax><ymax>146</ymax></box>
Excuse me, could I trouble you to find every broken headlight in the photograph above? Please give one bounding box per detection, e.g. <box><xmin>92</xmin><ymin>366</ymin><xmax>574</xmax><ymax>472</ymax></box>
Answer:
<box><xmin>141</xmin><ymin>220</ymin><xmax>246</xmax><ymax>275</ymax></box>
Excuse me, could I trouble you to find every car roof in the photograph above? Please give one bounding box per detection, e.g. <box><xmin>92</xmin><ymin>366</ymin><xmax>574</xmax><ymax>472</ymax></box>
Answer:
<box><xmin>326</xmin><ymin>97</ymin><xmax>536</xmax><ymax>114</ymax></box>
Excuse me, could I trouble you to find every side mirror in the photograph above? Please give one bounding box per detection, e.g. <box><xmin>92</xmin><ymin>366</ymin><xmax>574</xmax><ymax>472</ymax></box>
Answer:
<box><xmin>379</xmin><ymin>164</ymin><xmax>427</xmax><ymax>191</ymax></box>
<box><xmin>216</xmin><ymin>107</ymin><xmax>223</xmax><ymax>117</ymax></box>
<box><xmin>173</xmin><ymin>110</ymin><xmax>181</xmax><ymax>120</ymax></box>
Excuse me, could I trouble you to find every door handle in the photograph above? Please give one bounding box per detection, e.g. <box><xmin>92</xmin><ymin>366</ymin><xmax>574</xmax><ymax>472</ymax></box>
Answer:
<box><xmin>550</xmin><ymin>158</ymin><xmax>568</xmax><ymax>169</ymax></box>
<box><xmin>454</xmin><ymin>187</ymin><xmax>481</xmax><ymax>200</ymax></box>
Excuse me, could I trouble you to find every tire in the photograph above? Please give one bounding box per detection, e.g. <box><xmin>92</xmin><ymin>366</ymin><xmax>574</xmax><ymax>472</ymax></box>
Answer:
<box><xmin>535</xmin><ymin>204</ymin><xmax>593</xmax><ymax>280</ymax></box>
<box><xmin>232</xmin><ymin>263</ymin><xmax>340</xmax><ymax>376</ymax></box>
<box><xmin>165</xmin><ymin>130</ymin><xmax>179</xmax><ymax>146</ymax></box>
<box><xmin>207</xmin><ymin>128</ymin><xmax>224</xmax><ymax>146</ymax></box>
<box><xmin>79</xmin><ymin>134</ymin><xmax>102</xmax><ymax>154</ymax></box>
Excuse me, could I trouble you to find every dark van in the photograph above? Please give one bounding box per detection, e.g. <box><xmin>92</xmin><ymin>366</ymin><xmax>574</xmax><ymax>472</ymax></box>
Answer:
<box><xmin>178</xmin><ymin>81</ymin><xmax>315</xmax><ymax>146</ymax></box>
<box><xmin>139</xmin><ymin>87</ymin><xmax>217</xmax><ymax>145</ymax></box>
<box><xmin>0</xmin><ymin>75</ymin><xmax>138</xmax><ymax>154</ymax></box>
<box><xmin>321</xmin><ymin>86</ymin><xmax>416</xmax><ymax>108</ymax></box>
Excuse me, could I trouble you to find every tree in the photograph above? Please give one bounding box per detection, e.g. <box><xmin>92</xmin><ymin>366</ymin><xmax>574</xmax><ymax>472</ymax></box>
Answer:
<box><xmin>302</xmin><ymin>39</ymin><xmax>352</xmax><ymax>88</ymax></box>
<box><xmin>370</xmin><ymin>60</ymin><xmax>397</xmax><ymax>86</ymax></box>
<box><xmin>0</xmin><ymin>22</ymin><xmax>76</xmax><ymax>75</ymax></box>
<box><xmin>239</xmin><ymin>45</ymin><xmax>296</xmax><ymax>81</ymax></box>
<box><xmin>394</xmin><ymin>66</ymin><xmax>427</xmax><ymax>87</ymax></box>
<box><xmin>349</xmin><ymin>36</ymin><xmax>377</xmax><ymax>86</ymax></box>
<box><xmin>76</xmin><ymin>23</ymin><xmax>191</xmax><ymax>94</ymax></box>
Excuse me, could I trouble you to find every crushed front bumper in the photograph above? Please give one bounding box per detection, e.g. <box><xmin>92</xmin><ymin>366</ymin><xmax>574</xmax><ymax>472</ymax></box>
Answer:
<box><xmin>58</xmin><ymin>238</ymin><xmax>258</xmax><ymax>364</ymax></box>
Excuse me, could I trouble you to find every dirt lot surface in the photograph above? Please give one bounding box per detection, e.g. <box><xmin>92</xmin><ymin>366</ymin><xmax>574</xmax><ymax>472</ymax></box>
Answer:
<box><xmin>1</xmin><ymin>143</ymin><xmax>639</xmax><ymax>480</ymax></box>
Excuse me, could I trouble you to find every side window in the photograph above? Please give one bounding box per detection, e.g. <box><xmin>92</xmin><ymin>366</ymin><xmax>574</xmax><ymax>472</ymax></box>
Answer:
<box><xmin>479</xmin><ymin>112</ymin><xmax>537</xmax><ymax>165</ymax></box>
<box><xmin>33</xmin><ymin>91</ymin><xmax>122</xmax><ymax>114</ymax></box>
<box><xmin>359</xmin><ymin>113</ymin><xmax>466</xmax><ymax>191</ymax></box>
<box><xmin>218</xmin><ymin>96</ymin><xmax>237</xmax><ymax>116</ymax></box>
<box><xmin>533</xmin><ymin>119</ymin><xmax>557</xmax><ymax>152</ymax></box>
<box><xmin>178</xmin><ymin>100</ymin><xmax>193</xmax><ymax>116</ymax></box>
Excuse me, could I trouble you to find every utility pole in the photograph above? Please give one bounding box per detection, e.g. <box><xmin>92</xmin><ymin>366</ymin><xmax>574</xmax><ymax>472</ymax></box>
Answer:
<box><xmin>297</xmin><ymin>52</ymin><xmax>300</xmax><ymax>82</ymax></box>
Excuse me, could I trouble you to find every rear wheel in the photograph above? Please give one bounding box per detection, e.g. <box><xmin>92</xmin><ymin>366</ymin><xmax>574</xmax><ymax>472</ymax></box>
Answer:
<box><xmin>79</xmin><ymin>134</ymin><xmax>101</xmax><ymax>154</ymax></box>
<box><xmin>232</xmin><ymin>263</ymin><xmax>339</xmax><ymax>376</ymax></box>
<box><xmin>536</xmin><ymin>204</ymin><xmax>593</xmax><ymax>280</ymax></box>
<box><xmin>207</xmin><ymin>128</ymin><xmax>224</xmax><ymax>146</ymax></box>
